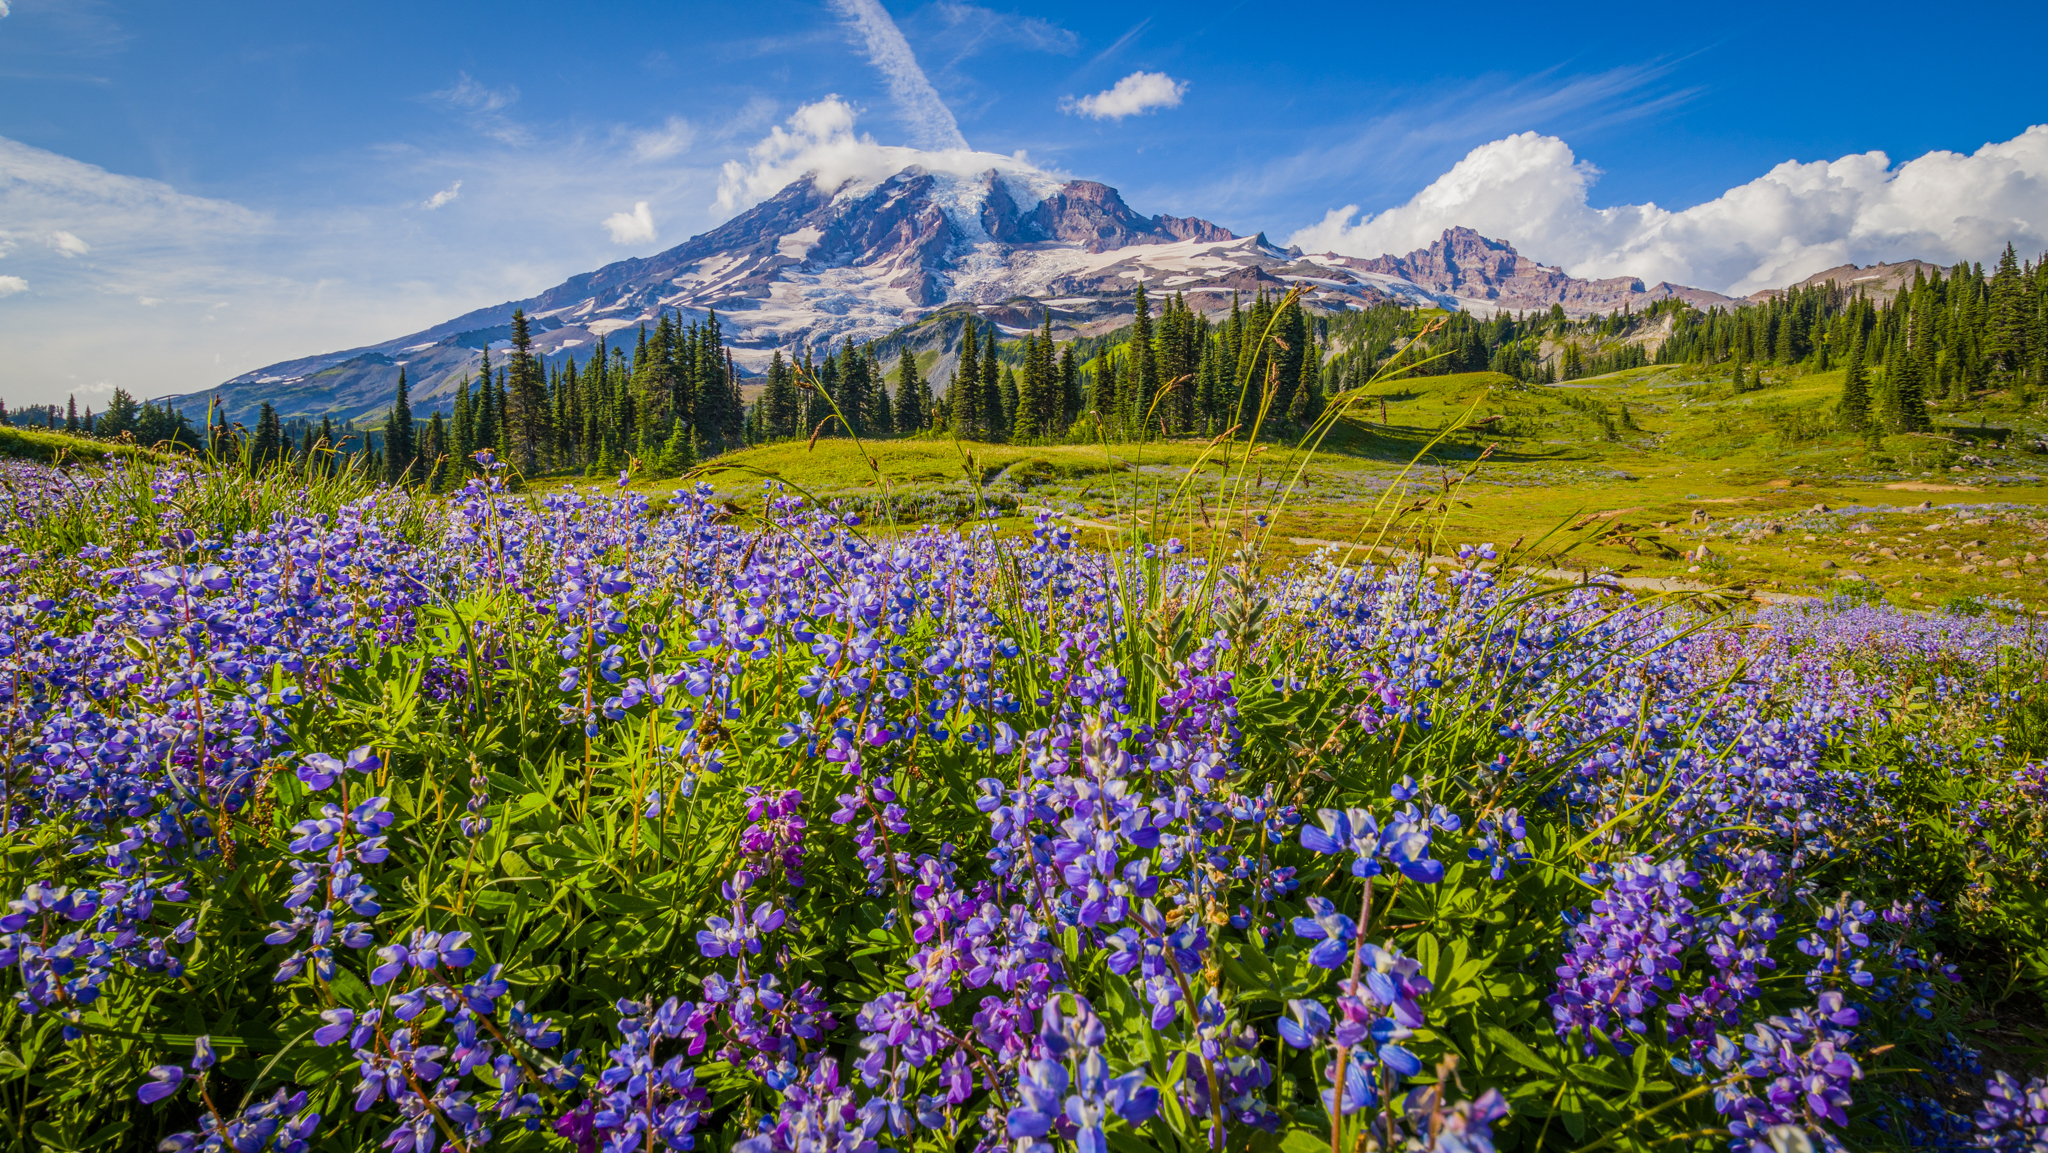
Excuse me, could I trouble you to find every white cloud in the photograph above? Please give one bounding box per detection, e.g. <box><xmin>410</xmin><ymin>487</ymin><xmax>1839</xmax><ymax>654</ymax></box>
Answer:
<box><xmin>632</xmin><ymin>116</ymin><xmax>695</xmax><ymax>161</ymax></box>
<box><xmin>427</xmin><ymin>73</ymin><xmax>527</xmax><ymax>144</ymax></box>
<box><xmin>825</xmin><ymin>0</ymin><xmax>969</xmax><ymax>151</ymax></box>
<box><xmin>602</xmin><ymin>201</ymin><xmax>658</xmax><ymax>245</ymax></box>
<box><xmin>0</xmin><ymin>276</ymin><xmax>26</xmax><ymax>297</ymax></box>
<box><xmin>47</xmin><ymin>230</ymin><xmax>90</xmax><ymax>256</ymax></box>
<box><xmin>714</xmin><ymin>96</ymin><xmax>1058</xmax><ymax>214</ymax></box>
<box><xmin>925</xmin><ymin>3</ymin><xmax>1078</xmax><ymax>56</ymax></box>
<box><xmin>431</xmin><ymin>72</ymin><xmax>517</xmax><ymax>113</ymax></box>
<box><xmin>422</xmin><ymin>181</ymin><xmax>462</xmax><ymax>210</ymax></box>
<box><xmin>0</xmin><ymin>2</ymin><xmax>11</xmax><ymax>18</ymax></box>
<box><xmin>1289</xmin><ymin>126</ymin><xmax>2048</xmax><ymax>296</ymax></box>
<box><xmin>1063</xmin><ymin>71</ymin><xmax>1187</xmax><ymax>121</ymax></box>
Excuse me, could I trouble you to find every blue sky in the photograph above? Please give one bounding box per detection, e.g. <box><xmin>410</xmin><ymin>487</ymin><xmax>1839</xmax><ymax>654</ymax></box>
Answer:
<box><xmin>2</xmin><ymin>0</ymin><xmax>2044</xmax><ymax>404</ymax></box>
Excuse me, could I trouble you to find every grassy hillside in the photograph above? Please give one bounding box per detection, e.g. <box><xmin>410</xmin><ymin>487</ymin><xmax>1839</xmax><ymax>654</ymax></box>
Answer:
<box><xmin>568</xmin><ymin>362</ymin><xmax>2048</xmax><ymax>612</ymax></box>
<box><xmin>0</xmin><ymin>424</ymin><xmax>174</xmax><ymax>466</ymax></box>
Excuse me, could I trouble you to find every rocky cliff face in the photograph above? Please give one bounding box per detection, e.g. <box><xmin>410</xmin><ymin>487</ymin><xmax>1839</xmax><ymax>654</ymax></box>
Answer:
<box><xmin>1348</xmin><ymin>227</ymin><xmax>1735</xmax><ymax>315</ymax></box>
<box><xmin>186</xmin><ymin>177</ymin><xmax>1744</xmax><ymax>423</ymax></box>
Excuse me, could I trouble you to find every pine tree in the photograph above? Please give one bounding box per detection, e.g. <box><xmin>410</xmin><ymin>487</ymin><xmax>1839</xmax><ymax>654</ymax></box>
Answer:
<box><xmin>421</xmin><ymin>411</ymin><xmax>447</xmax><ymax>490</ymax></box>
<box><xmin>894</xmin><ymin>350</ymin><xmax>927</xmax><ymax>433</ymax></box>
<box><xmin>64</xmin><ymin>395</ymin><xmax>78</xmax><ymax>433</ymax></box>
<box><xmin>385</xmin><ymin>369</ymin><xmax>416</xmax><ymax>483</ymax></box>
<box><xmin>450</xmin><ymin>376</ymin><xmax>474</xmax><ymax>473</ymax></box>
<box><xmin>1014</xmin><ymin>321</ymin><xmax>1050</xmax><ymax>442</ymax></box>
<box><xmin>864</xmin><ymin>349</ymin><xmax>893</xmax><ymax>435</ymax></box>
<box><xmin>507</xmin><ymin>309</ymin><xmax>550</xmax><ymax>473</ymax></box>
<box><xmin>950</xmin><ymin>321</ymin><xmax>983</xmax><ymax>438</ymax></box>
<box><xmin>1839</xmin><ymin>332</ymin><xmax>1870</xmax><ymax>432</ymax></box>
<box><xmin>764</xmin><ymin>351</ymin><xmax>800</xmax><ymax>439</ymax></box>
<box><xmin>998</xmin><ymin>365</ymin><xmax>1019</xmax><ymax>442</ymax></box>
<box><xmin>981</xmin><ymin>334</ymin><xmax>1004</xmax><ymax>442</ymax></box>
<box><xmin>1888</xmin><ymin>333</ymin><xmax>1929</xmax><ymax>431</ymax></box>
<box><xmin>1130</xmin><ymin>283</ymin><xmax>1159</xmax><ymax>431</ymax></box>
<box><xmin>473</xmin><ymin>348</ymin><xmax>497</xmax><ymax>462</ymax></box>
<box><xmin>252</xmin><ymin>402</ymin><xmax>282</xmax><ymax>469</ymax></box>
<box><xmin>1274</xmin><ymin>298</ymin><xmax>1308</xmax><ymax>417</ymax></box>
<box><xmin>1059</xmin><ymin>344</ymin><xmax>1080</xmax><ymax>434</ymax></box>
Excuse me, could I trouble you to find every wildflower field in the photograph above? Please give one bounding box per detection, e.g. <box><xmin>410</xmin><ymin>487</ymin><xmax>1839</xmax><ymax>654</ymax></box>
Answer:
<box><xmin>2</xmin><ymin>453</ymin><xmax>2046</xmax><ymax>1153</ymax></box>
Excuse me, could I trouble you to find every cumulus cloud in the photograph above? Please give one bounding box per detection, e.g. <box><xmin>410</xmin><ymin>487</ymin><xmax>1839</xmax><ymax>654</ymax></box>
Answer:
<box><xmin>1063</xmin><ymin>71</ymin><xmax>1187</xmax><ymax>121</ymax></box>
<box><xmin>632</xmin><ymin>116</ymin><xmax>695</xmax><ymax>161</ymax></box>
<box><xmin>0</xmin><ymin>276</ymin><xmax>26</xmax><ymax>297</ymax></box>
<box><xmin>713</xmin><ymin>96</ymin><xmax>1057</xmax><ymax>214</ymax></box>
<box><xmin>602</xmin><ymin>201</ymin><xmax>658</xmax><ymax>245</ymax></box>
<box><xmin>1289</xmin><ymin>126</ymin><xmax>2048</xmax><ymax>295</ymax></box>
<box><xmin>825</xmin><ymin>0</ymin><xmax>969</xmax><ymax>151</ymax></box>
<box><xmin>0</xmin><ymin>3</ymin><xmax>11</xmax><ymax>18</ymax></box>
<box><xmin>422</xmin><ymin>181</ymin><xmax>462</xmax><ymax>210</ymax></box>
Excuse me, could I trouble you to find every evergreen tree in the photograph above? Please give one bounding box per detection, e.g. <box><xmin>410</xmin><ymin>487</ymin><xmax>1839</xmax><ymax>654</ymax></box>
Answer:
<box><xmin>421</xmin><ymin>411</ymin><xmax>448</xmax><ymax>490</ymax></box>
<box><xmin>384</xmin><ymin>369</ymin><xmax>416</xmax><ymax>484</ymax></box>
<box><xmin>1839</xmin><ymin>332</ymin><xmax>1870</xmax><ymax>431</ymax></box>
<box><xmin>473</xmin><ymin>349</ymin><xmax>498</xmax><ymax>462</ymax></box>
<box><xmin>1014</xmin><ymin>319</ymin><xmax>1051</xmax><ymax>442</ymax></box>
<box><xmin>1059</xmin><ymin>343</ymin><xmax>1081</xmax><ymax>432</ymax></box>
<box><xmin>507</xmin><ymin>309</ymin><xmax>550</xmax><ymax>473</ymax></box>
<box><xmin>1274</xmin><ymin>298</ymin><xmax>1308</xmax><ymax>417</ymax></box>
<box><xmin>100</xmin><ymin>388</ymin><xmax>139</xmax><ymax>439</ymax></box>
<box><xmin>1887</xmin><ymin>333</ymin><xmax>1929</xmax><ymax>431</ymax></box>
<box><xmin>449</xmin><ymin>376</ymin><xmax>473</xmax><ymax>473</ymax></box>
<box><xmin>998</xmin><ymin>365</ymin><xmax>1019</xmax><ymax>441</ymax></box>
<box><xmin>981</xmin><ymin>335</ymin><xmax>1004</xmax><ymax>441</ymax></box>
<box><xmin>64</xmin><ymin>395</ymin><xmax>78</xmax><ymax>433</ymax></box>
<box><xmin>950</xmin><ymin>321</ymin><xmax>983</xmax><ymax>438</ymax></box>
<box><xmin>864</xmin><ymin>348</ymin><xmax>893</xmax><ymax>435</ymax></box>
<box><xmin>251</xmin><ymin>402</ymin><xmax>283</xmax><ymax>469</ymax></box>
<box><xmin>894</xmin><ymin>350</ymin><xmax>927</xmax><ymax>433</ymax></box>
<box><xmin>1130</xmin><ymin>283</ymin><xmax>1159</xmax><ymax>431</ymax></box>
<box><xmin>764</xmin><ymin>350</ymin><xmax>800</xmax><ymax>439</ymax></box>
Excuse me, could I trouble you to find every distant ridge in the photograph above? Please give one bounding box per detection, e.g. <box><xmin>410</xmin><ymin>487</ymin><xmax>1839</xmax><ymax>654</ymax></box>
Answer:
<box><xmin>177</xmin><ymin>173</ymin><xmax>1894</xmax><ymax>423</ymax></box>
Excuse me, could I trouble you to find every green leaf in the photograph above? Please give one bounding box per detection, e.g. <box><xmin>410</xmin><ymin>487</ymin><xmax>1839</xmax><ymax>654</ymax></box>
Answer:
<box><xmin>1567</xmin><ymin>1061</ymin><xmax>1633</xmax><ymax>1092</ymax></box>
<box><xmin>1480</xmin><ymin>1024</ymin><xmax>1558</xmax><ymax>1076</ymax></box>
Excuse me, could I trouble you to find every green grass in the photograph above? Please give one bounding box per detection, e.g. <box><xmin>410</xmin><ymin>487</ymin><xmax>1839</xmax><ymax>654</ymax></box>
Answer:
<box><xmin>0</xmin><ymin>425</ymin><xmax>174</xmax><ymax>466</ymax></box>
<box><xmin>460</xmin><ymin>364</ymin><xmax>2048</xmax><ymax>612</ymax></box>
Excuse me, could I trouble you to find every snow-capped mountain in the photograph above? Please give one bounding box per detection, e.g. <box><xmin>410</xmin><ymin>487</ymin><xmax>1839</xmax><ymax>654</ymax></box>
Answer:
<box><xmin>181</xmin><ymin>168</ymin><xmax>1735</xmax><ymax>422</ymax></box>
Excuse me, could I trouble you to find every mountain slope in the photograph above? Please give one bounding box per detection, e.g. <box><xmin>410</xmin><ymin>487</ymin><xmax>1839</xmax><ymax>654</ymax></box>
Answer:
<box><xmin>184</xmin><ymin>170</ymin><xmax>1761</xmax><ymax>422</ymax></box>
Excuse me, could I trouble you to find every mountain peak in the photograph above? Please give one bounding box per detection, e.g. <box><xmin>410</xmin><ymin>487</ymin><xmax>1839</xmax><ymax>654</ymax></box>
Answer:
<box><xmin>185</xmin><ymin>171</ymin><xmax>1743</xmax><ymax>423</ymax></box>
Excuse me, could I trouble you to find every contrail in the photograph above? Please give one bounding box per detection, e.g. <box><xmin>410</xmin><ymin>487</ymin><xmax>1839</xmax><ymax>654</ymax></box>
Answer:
<box><xmin>824</xmin><ymin>0</ymin><xmax>969</xmax><ymax>152</ymax></box>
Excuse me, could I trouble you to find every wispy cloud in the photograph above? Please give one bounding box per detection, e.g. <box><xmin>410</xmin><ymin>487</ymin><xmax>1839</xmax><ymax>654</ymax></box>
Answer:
<box><xmin>47</xmin><ymin>230</ymin><xmax>89</xmax><ymax>256</ymax></box>
<box><xmin>632</xmin><ymin>116</ymin><xmax>695</xmax><ymax>161</ymax></box>
<box><xmin>0</xmin><ymin>276</ymin><xmax>26</xmax><ymax>297</ymax></box>
<box><xmin>601</xmin><ymin>201</ymin><xmax>658</xmax><ymax>245</ymax></box>
<box><xmin>426</xmin><ymin>72</ymin><xmax>528</xmax><ymax>144</ymax></box>
<box><xmin>824</xmin><ymin>0</ymin><xmax>969</xmax><ymax>151</ymax></box>
<box><xmin>1082</xmin><ymin>18</ymin><xmax>1150</xmax><ymax>70</ymax></box>
<box><xmin>1063</xmin><ymin>71</ymin><xmax>1186</xmax><ymax>121</ymax></box>
<box><xmin>921</xmin><ymin>3</ymin><xmax>1078</xmax><ymax>60</ymax></box>
<box><xmin>421</xmin><ymin>181</ymin><xmax>462</xmax><ymax>210</ymax></box>
<box><xmin>1186</xmin><ymin>63</ymin><xmax>1692</xmax><ymax>226</ymax></box>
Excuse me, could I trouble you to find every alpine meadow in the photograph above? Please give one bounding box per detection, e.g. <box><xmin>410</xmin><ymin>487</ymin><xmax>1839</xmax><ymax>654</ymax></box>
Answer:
<box><xmin>3</xmin><ymin>4</ymin><xmax>2048</xmax><ymax>1153</ymax></box>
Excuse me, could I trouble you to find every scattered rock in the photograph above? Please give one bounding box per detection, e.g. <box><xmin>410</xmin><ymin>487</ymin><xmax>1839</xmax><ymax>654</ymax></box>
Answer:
<box><xmin>1996</xmin><ymin>557</ymin><xmax>2016</xmax><ymax>568</ymax></box>
<box><xmin>1820</xmin><ymin>560</ymin><xmax>1838</xmax><ymax>570</ymax></box>
<box><xmin>1811</xmin><ymin>503</ymin><xmax>1830</xmax><ymax>512</ymax></box>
